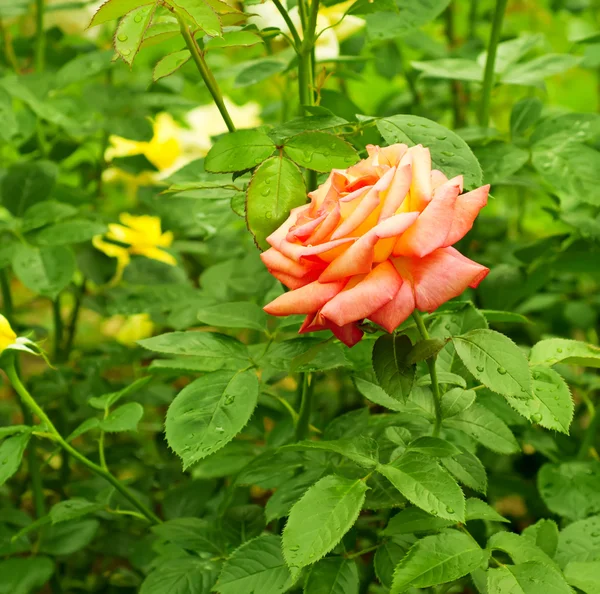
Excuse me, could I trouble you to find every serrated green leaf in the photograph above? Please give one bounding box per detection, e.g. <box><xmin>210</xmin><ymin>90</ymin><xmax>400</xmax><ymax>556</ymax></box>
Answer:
<box><xmin>377</xmin><ymin>452</ymin><xmax>465</xmax><ymax>521</ymax></box>
<box><xmin>265</xmin><ymin>469</ymin><xmax>324</xmax><ymax>523</ymax></box>
<box><xmin>205</xmin><ymin>129</ymin><xmax>275</xmax><ymax>173</ymax></box>
<box><xmin>556</xmin><ymin>515</ymin><xmax>600</xmax><ymax>568</ymax></box>
<box><xmin>206</xmin><ymin>30</ymin><xmax>263</xmax><ymax>50</ymax></box>
<box><xmin>101</xmin><ymin>402</ymin><xmax>144</xmax><ymax>432</ymax></box>
<box><xmin>196</xmin><ymin>301</ymin><xmax>268</xmax><ymax>331</ymax></box>
<box><xmin>115</xmin><ymin>4</ymin><xmax>157</xmax><ymax>65</ymax></box>
<box><xmin>488</xmin><ymin>531</ymin><xmax>559</xmax><ymax>569</ymax></box>
<box><xmin>453</xmin><ymin>329</ymin><xmax>532</xmax><ymax>398</ymax></box>
<box><xmin>171</xmin><ymin>0</ymin><xmax>221</xmax><ymax>36</ymax></box>
<box><xmin>166</xmin><ymin>370</ymin><xmax>258</xmax><ymax>469</ymax></box>
<box><xmin>501</xmin><ymin>54</ymin><xmax>580</xmax><ymax>86</ymax></box>
<box><xmin>441</xmin><ymin>447</ymin><xmax>487</xmax><ymax>494</ymax></box>
<box><xmin>35</xmin><ymin>219</ymin><xmax>107</xmax><ymax>246</ymax></box>
<box><xmin>564</xmin><ymin>561</ymin><xmax>600</xmax><ymax>593</ymax></box>
<box><xmin>354</xmin><ymin>376</ymin><xmax>404</xmax><ymax>411</ymax></box>
<box><xmin>21</xmin><ymin>201</ymin><xmax>78</xmax><ymax>233</ymax></box>
<box><xmin>441</xmin><ymin>388</ymin><xmax>476</xmax><ymax>419</ymax></box>
<box><xmin>153</xmin><ymin>50</ymin><xmax>191</xmax><ymax>82</ymax></box>
<box><xmin>481</xmin><ymin>310</ymin><xmax>531</xmax><ymax>324</ymax></box>
<box><xmin>49</xmin><ymin>499</ymin><xmax>103</xmax><ymax>524</ymax></box>
<box><xmin>529</xmin><ymin>338</ymin><xmax>600</xmax><ymax>368</ymax></box>
<box><xmin>304</xmin><ymin>557</ymin><xmax>359</xmax><ymax>594</ymax></box>
<box><xmin>417</xmin><ymin>371</ymin><xmax>467</xmax><ymax>389</ymax></box>
<box><xmin>375</xmin><ymin>537</ymin><xmax>416</xmax><ymax>589</ymax></box>
<box><xmin>140</xmin><ymin>557</ymin><xmax>220</xmax><ymax>594</ymax></box>
<box><xmin>282</xmin><ymin>475</ymin><xmax>368</xmax><ymax>573</ymax></box>
<box><xmin>384</xmin><ymin>507</ymin><xmax>454</xmax><ymax>536</ymax></box>
<box><xmin>406</xmin><ymin>338</ymin><xmax>447</xmax><ymax>365</ymax></box>
<box><xmin>372</xmin><ymin>334</ymin><xmax>415</xmax><ymax>403</ymax></box>
<box><xmin>522</xmin><ymin>519</ymin><xmax>559</xmax><ymax>558</ymax></box>
<box><xmin>0</xmin><ymin>433</ymin><xmax>31</xmax><ymax>487</ymax></box>
<box><xmin>391</xmin><ymin>530</ymin><xmax>486</xmax><ymax>593</ymax></box>
<box><xmin>39</xmin><ymin>519</ymin><xmax>99</xmax><ymax>555</ymax></box>
<box><xmin>283</xmin><ymin>131</ymin><xmax>358</xmax><ymax>173</ymax></box>
<box><xmin>89</xmin><ymin>0</ymin><xmax>152</xmax><ymax>27</ymax></box>
<box><xmin>445</xmin><ymin>402</ymin><xmax>519</xmax><ymax>454</ymax></box>
<box><xmin>487</xmin><ymin>561</ymin><xmax>571</xmax><ymax>594</ymax></box>
<box><xmin>407</xmin><ymin>436</ymin><xmax>461</xmax><ymax>458</ymax></box>
<box><xmin>465</xmin><ymin>498</ymin><xmax>508</xmax><ymax>523</ymax></box>
<box><xmin>0</xmin><ymin>556</ymin><xmax>55</xmax><ymax>594</ymax></box>
<box><xmin>246</xmin><ymin>155</ymin><xmax>307</xmax><ymax>250</ymax></box>
<box><xmin>1</xmin><ymin>161</ymin><xmax>58</xmax><ymax>217</ymax></box>
<box><xmin>152</xmin><ymin>518</ymin><xmax>224</xmax><ymax>554</ymax></box>
<box><xmin>282</xmin><ymin>436</ymin><xmax>378</xmax><ymax>468</ymax></box>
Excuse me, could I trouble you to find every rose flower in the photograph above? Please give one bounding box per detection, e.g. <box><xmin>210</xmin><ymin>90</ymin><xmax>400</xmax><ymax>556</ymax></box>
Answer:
<box><xmin>261</xmin><ymin>143</ymin><xmax>489</xmax><ymax>347</ymax></box>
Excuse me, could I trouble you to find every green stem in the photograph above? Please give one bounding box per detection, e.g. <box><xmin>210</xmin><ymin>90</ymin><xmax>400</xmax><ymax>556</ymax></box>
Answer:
<box><xmin>294</xmin><ymin>373</ymin><xmax>313</xmax><ymax>441</ymax></box>
<box><xmin>63</xmin><ymin>279</ymin><xmax>86</xmax><ymax>360</ymax></box>
<box><xmin>578</xmin><ymin>398</ymin><xmax>600</xmax><ymax>460</ymax></box>
<box><xmin>412</xmin><ymin>311</ymin><xmax>442</xmax><ymax>437</ymax></box>
<box><xmin>478</xmin><ymin>0</ymin><xmax>508</xmax><ymax>127</ymax></box>
<box><xmin>0</xmin><ymin>269</ymin><xmax>13</xmax><ymax>325</ymax></box>
<box><xmin>272</xmin><ymin>0</ymin><xmax>301</xmax><ymax>49</ymax></box>
<box><xmin>52</xmin><ymin>297</ymin><xmax>64</xmax><ymax>363</ymax></box>
<box><xmin>20</xmin><ymin>402</ymin><xmax>46</xmax><ymax>518</ymax></box>
<box><xmin>35</xmin><ymin>0</ymin><xmax>45</xmax><ymax>72</ymax></box>
<box><xmin>5</xmin><ymin>357</ymin><xmax>161</xmax><ymax>524</ymax></box>
<box><xmin>0</xmin><ymin>19</ymin><xmax>20</xmax><ymax>72</ymax></box>
<box><xmin>178</xmin><ymin>19</ymin><xmax>236</xmax><ymax>133</ymax></box>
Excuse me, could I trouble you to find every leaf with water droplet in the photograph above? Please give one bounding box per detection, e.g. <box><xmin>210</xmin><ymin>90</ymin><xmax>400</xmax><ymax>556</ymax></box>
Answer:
<box><xmin>114</xmin><ymin>4</ymin><xmax>156</xmax><ymax>66</ymax></box>
<box><xmin>283</xmin><ymin>131</ymin><xmax>359</xmax><ymax>172</ymax></box>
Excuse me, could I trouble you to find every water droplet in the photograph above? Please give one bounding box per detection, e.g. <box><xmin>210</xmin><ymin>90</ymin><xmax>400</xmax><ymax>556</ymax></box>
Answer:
<box><xmin>531</xmin><ymin>413</ymin><xmax>542</xmax><ymax>423</ymax></box>
<box><xmin>441</xmin><ymin>151</ymin><xmax>454</xmax><ymax>157</ymax></box>
<box><xmin>265</xmin><ymin>212</ymin><xmax>272</xmax><ymax>219</ymax></box>
<box><xmin>134</xmin><ymin>13</ymin><xmax>143</xmax><ymax>22</ymax></box>
<box><xmin>436</xmin><ymin>135</ymin><xmax>447</xmax><ymax>141</ymax></box>
<box><xmin>215</xmin><ymin>426</ymin><xmax>225</xmax><ymax>433</ymax></box>
<box><xmin>202</xmin><ymin>446</ymin><xmax>212</xmax><ymax>452</ymax></box>
<box><xmin>497</xmin><ymin>367</ymin><xmax>507</xmax><ymax>375</ymax></box>
<box><xmin>557</xmin><ymin>347</ymin><xmax>563</xmax><ymax>353</ymax></box>
<box><xmin>117</xmin><ymin>33</ymin><xmax>128</xmax><ymax>42</ymax></box>
<box><xmin>533</xmin><ymin>372</ymin><xmax>540</xmax><ymax>380</ymax></box>
<box><xmin>290</xmin><ymin>545</ymin><xmax>300</xmax><ymax>551</ymax></box>
<box><xmin>121</xmin><ymin>49</ymin><xmax>131</xmax><ymax>56</ymax></box>
<box><xmin>476</xmin><ymin>365</ymin><xmax>484</xmax><ymax>373</ymax></box>
<box><xmin>446</xmin><ymin>506</ymin><xmax>454</xmax><ymax>514</ymax></box>
<box><xmin>591</xmin><ymin>531</ymin><xmax>600</xmax><ymax>538</ymax></box>
<box><xmin>261</xmin><ymin>188</ymin><xmax>271</xmax><ymax>197</ymax></box>
<box><xmin>407</xmin><ymin>122</ymin><xmax>416</xmax><ymax>127</ymax></box>
<box><xmin>225</xmin><ymin>395</ymin><xmax>235</xmax><ymax>405</ymax></box>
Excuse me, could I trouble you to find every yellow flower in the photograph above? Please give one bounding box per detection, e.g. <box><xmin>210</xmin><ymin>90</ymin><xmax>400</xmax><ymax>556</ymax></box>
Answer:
<box><xmin>102</xmin><ymin>314</ymin><xmax>154</xmax><ymax>346</ymax></box>
<box><xmin>93</xmin><ymin>214</ymin><xmax>175</xmax><ymax>284</ymax></box>
<box><xmin>0</xmin><ymin>314</ymin><xmax>17</xmax><ymax>353</ymax></box>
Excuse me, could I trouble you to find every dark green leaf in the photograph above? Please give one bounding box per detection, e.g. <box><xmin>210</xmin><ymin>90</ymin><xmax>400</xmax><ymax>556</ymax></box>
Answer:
<box><xmin>205</xmin><ymin>130</ymin><xmax>276</xmax><ymax>173</ymax></box>
<box><xmin>372</xmin><ymin>334</ymin><xmax>415</xmax><ymax>403</ymax></box>
<box><xmin>283</xmin><ymin>131</ymin><xmax>359</xmax><ymax>172</ymax></box>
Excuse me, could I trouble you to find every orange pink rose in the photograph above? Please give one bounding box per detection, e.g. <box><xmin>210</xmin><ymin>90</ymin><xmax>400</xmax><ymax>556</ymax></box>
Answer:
<box><xmin>261</xmin><ymin>143</ymin><xmax>489</xmax><ymax>346</ymax></box>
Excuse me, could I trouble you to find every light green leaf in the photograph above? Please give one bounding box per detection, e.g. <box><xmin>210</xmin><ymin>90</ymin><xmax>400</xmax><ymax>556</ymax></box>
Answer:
<box><xmin>283</xmin><ymin>436</ymin><xmax>378</xmax><ymax>468</ymax></box>
<box><xmin>474</xmin><ymin>142</ymin><xmax>529</xmax><ymax>184</ymax></box>
<box><xmin>412</xmin><ymin>58</ymin><xmax>483</xmax><ymax>82</ymax></box>
<box><xmin>531</xmin><ymin>112</ymin><xmax>600</xmax><ymax>144</ymax></box>
<box><xmin>502</xmin><ymin>54</ymin><xmax>581</xmax><ymax>86</ymax></box>
<box><xmin>246</xmin><ymin>155</ymin><xmax>307</xmax><ymax>250</ymax></box>
<box><xmin>0</xmin><ymin>433</ymin><xmax>31</xmax><ymax>487</ymax></box>
<box><xmin>445</xmin><ymin>402</ymin><xmax>520</xmax><ymax>454</ymax></box>
<box><xmin>453</xmin><ymin>329</ymin><xmax>532</xmax><ymax>398</ymax></box>
<box><xmin>205</xmin><ymin>129</ymin><xmax>276</xmax><ymax>173</ymax></box>
<box><xmin>522</xmin><ymin>519</ymin><xmax>559</xmax><ymax>558</ymax></box>
<box><xmin>376</xmin><ymin>115</ymin><xmax>482</xmax><ymax>189</ymax></box>
<box><xmin>441</xmin><ymin>448</ymin><xmax>487</xmax><ymax>494</ymax></box>
<box><xmin>171</xmin><ymin>0</ymin><xmax>221</xmax><ymax>36</ymax></box>
<box><xmin>0</xmin><ymin>425</ymin><xmax>32</xmax><ymax>440</ymax></box>
<box><xmin>510</xmin><ymin>97</ymin><xmax>543</xmax><ymax>137</ymax></box>
<box><xmin>465</xmin><ymin>498</ymin><xmax>508</xmax><ymax>523</ymax></box>
<box><xmin>153</xmin><ymin>50</ymin><xmax>191</xmax><ymax>82</ymax></box>
<box><xmin>0</xmin><ymin>556</ymin><xmax>55</xmax><ymax>594</ymax></box>
<box><xmin>140</xmin><ymin>557</ymin><xmax>220</xmax><ymax>594</ymax></box>
<box><xmin>354</xmin><ymin>377</ymin><xmax>404</xmax><ymax>412</ymax></box>
<box><xmin>529</xmin><ymin>338</ymin><xmax>600</xmax><ymax>368</ymax></box>
<box><xmin>214</xmin><ymin>534</ymin><xmax>292</xmax><ymax>594</ymax></box>
<box><xmin>372</xmin><ymin>334</ymin><xmax>415</xmax><ymax>403</ymax></box>
<box><xmin>504</xmin><ymin>366</ymin><xmax>573</xmax><ymax>434</ymax></box>
<box><xmin>115</xmin><ymin>4</ymin><xmax>157</xmax><ymax>65</ymax></box>
<box><xmin>377</xmin><ymin>452</ymin><xmax>465</xmax><ymax>521</ymax></box>
<box><xmin>538</xmin><ymin>461</ymin><xmax>600</xmax><ymax>520</ymax></box>
<box><xmin>556</xmin><ymin>515</ymin><xmax>600</xmax><ymax>567</ymax></box>
<box><xmin>304</xmin><ymin>557</ymin><xmax>359</xmax><ymax>594</ymax></box>
<box><xmin>166</xmin><ymin>370</ymin><xmax>259</xmax><ymax>469</ymax></box>
<box><xmin>206</xmin><ymin>30</ymin><xmax>263</xmax><ymax>50</ymax></box>
<box><xmin>480</xmin><ymin>310</ymin><xmax>531</xmax><ymax>324</ymax></box>
<box><xmin>564</xmin><ymin>561</ymin><xmax>600</xmax><ymax>593</ymax></box>
<box><xmin>375</xmin><ymin>537</ymin><xmax>416</xmax><ymax>590</ymax></box>
<box><xmin>49</xmin><ymin>499</ymin><xmax>103</xmax><ymax>524</ymax></box>
<box><xmin>488</xmin><ymin>531</ymin><xmax>559</xmax><ymax>569</ymax></box>
<box><xmin>234</xmin><ymin>59</ymin><xmax>287</xmax><ymax>87</ymax></box>
<box><xmin>391</xmin><ymin>530</ymin><xmax>486</xmax><ymax>593</ymax></box>
<box><xmin>407</xmin><ymin>437</ymin><xmax>461</xmax><ymax>458</ymax></box>
<box><xmin>66</xmin><ymin>418</ymin><xmax>101</xmax><ymax>442</ymax></box>
<box><xmin>12</xmin><ymin>244</ymin><xmax>75</xmax><ymax>301</ymax></box>
<box><xmin>35</xmin><ymin>219</ymin><xmax>107</xmax><ymax>246</ymax></box>
<box><xmin>441</xmin><ymin>388</ymin><xmax>476</xmax><ymax>419</ymax></box>
<box><xmin>265</xmin><ymin>469</ymin><xmax>324</xmax><ymax>522</ymax></box>
<box><xmin>89</xmin><ymin>0</ymin><xmax>152</xmax><ymax>27</ymax></box>
<box><xmin>0</xmin><ymin>88</ymin><xmax>18</xmax><ymax>142</ymax></box>
<box><xmin>283</xmin><ymin>131</ymin><xmax>359</xmax><ymax>173</ymax></box>
<box><xmin>282</xmin><ymin>475</ymin><xmax>368</xmax><ymax>573</ymax></box>
<box><xmin>21</xmin><ymin>201</ymin><xmax>78</xmax><ymax>233</ymax></box>
<box><xmin>55</xmin><ymin>50</ymin><xmax>114</xmax><ymax>88</ymax></box>
<box><xmin>100</xmin><ymin>402</ymin><xmax>144</xmax><ymax>433</ymax></box>
<box><xmin>88</xmin><ymin>377</ymin><xmax>152</xmax><ymax>411</ymax></box>
<box><xmin>196</xmin><ymin>302</ymin><xmax>268</xmax><ymax>331</ymax></box>
<box><xmin>487</xmin><ymin>561</ymin><xmax>571</xmax><ymax>594</ymax></box>
<box><xmin>384</xmin><ymin>507</ymin><xmax>454</xmax><ymax>536</ymax></box>
<box><xmin>1</xmin><ymin>161</ymin><xmax>58</xmax><ymax>217</ymax></box>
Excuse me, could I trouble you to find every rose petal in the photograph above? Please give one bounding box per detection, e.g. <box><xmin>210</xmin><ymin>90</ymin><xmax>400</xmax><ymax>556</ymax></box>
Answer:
<box><xmin>444</xmin><ymin>184</ymin><xmax>489</xmax><ymax>246</ymax></box>
<box><xmin>368</xmin><ymin>280</ymin><xmax>415</xmax><ymax>333</ymax></box>
<box><xmin>378</xmin><ymin>163</ymin><xmax>412</xmax><ymax>221</ymax></box>
<box><xmin>266</xmin><ymin>205</ymin><xmax>310</xmax><ymax>249</ymax></box>
<box><xmin>398</xmin><ymin>247</ymin><xmax>489</xmax><ymax>312</ymax></box>
<box><xmin>263</xmin><ymin>279</ymin><xmax>347</xmax><ymax>316</ymax></box>
<box><xmin>300</xmin><ymin>311</ymin><xmax>363</xmax><ymax>347</ymax></box>
<box><xmin>408</xmin><ymin>145</ymin><xmax>432</xmax><ymax>209</ymax></box>
<box><xmin>320</xmin><ymin>260</ymin><xmax>402</xmax><ymax>326</ymax></box>
<box><xmin>287</xmin><ymin>212</ymin><xmax>328</xmax><ymax>242</ymax></box>
<box><xmin>306</xmin><ymin>203</ymin><xmax>341</xmax><ymax>245</ymax></box>
<box><xmin>260</xmin><ymin>248</ymin><xmax>313</xmax><ymax>278</ymax></box>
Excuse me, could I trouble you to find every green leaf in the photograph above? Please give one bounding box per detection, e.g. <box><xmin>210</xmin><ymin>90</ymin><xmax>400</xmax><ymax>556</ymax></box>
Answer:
<box><xmin>0</xmin><ymin>433</ymin><xmax>31</xmax><ymax>487</ymax></box>
<box><xmin>377</xmin><ymin>452</ymin><xmax>465</xmax><ymax>521</ymax></box>
<box><xmin>354</xmin><ymin>377</ymin><xmax>404</xmax><ymax>412</ymax></box>
<box><xmin>452</xmin><ymin>329</ymin><xmax>532</xmax><ymax>398</ymax></box>
<box><xmin>140</xmin><ymin>557</ymin><xmax>220</xmax><ymax>594</ymax></box>
<box><xmin>372</xmin><ymin>334</ymin><xmax>415</xmax><ymax>403</ymax></box>
<box><xmin>234</xmin><ymin>59</ymin><xmax>287</xmax><ymax>87</ymax></box>
<box><xmin>171</xmin><ymin>0</ymin><xmax>221</xmax><ymax>36</ymax></box>
<box><xmin>531</xmin><ymin>112</ymin><xmax>600</xmax><ymax>144</ymax></box>
<box><xmin>488</xmin><ymin>531</ymin><xmax>559</xmax><ymax>568</ymax></box>
<box><xmin>522</xmin><ymin>519</ymin><xmax>559</xmax><ymax>558</ymax></box>
<box><xmin>538</xmin><ymin>461</ymin><xmax>600</xmax><ymax>520</ymax></box>
<box><xmin>206</xmin><ymin>30</ymin><xmax>263</xmax><ymax>50</ymax></box>
<box><xmin>442</xmin><ymin>448</ymin><xmax>487</xmax><ymax>494</ymax></box>
<box><xmin>88</xmin><ymin>376</ymin><xmax>152</xmax><ymax>411</ymax></box>
<box><xmin>12</xmin><ymin>245</ymin><xmax>75</xmax><ymax>301</ymax></box>
<box><xmin>283</xmin><ymin>436</ymin><xmax>378</xmax><ymax>468</ymax></box>
<box><xmin>504</xmin><ymin>366</ymin><xmax>573</xmax><ymax>434</ymax></box>
<box><xmin>196</xmin><ymin>302</ymin><xmax>268</xmax><ymax>331</ymax></box>
<box><xmin>165</xmin><ymin>370</ymin><xmax>259</xmax><ymax>469</ymax></box>
<box><xmin>35</xmin><ymin>219</ymin><xmax>107</xmax><ymax>246</ymax></box>
<box><xmin>282</xmin><ymin>475</ymin><xmax>368</xmax><ymax>573</ymax></box>
<box><xmin>49</xmin><ymin>499</ymin><xmax>103</xmax><ymax>524</ymax></box>
<box><xmin>0</xmin><ymin>556</ymin><xmax>55</xmax><ymax>594</ymax></box>
<box><xmin>55</xmin><ymin>50</ymin><xmax>114</xmax><ymax>88</ymax></box>
<box><xmin>265</xmin><ymin>469</ymin><xmax>324</xmax><ymax>522</ymax></box>
<box><xmin>465</xmin><ymin>498</ymin><xmax>508</xmax><ymax>523</ymax></box>
<box><xmin>510</xmin><ymin>97</ymin><xmax>543</xmax><ymax>137</ymax></box>
<box><xmin>205</xmin><ymin>130</ymin><xmax>275</xmax><ymax>173</ymax></box>
<box><xmin>214</xmin><ymin>534</ymin><xmax>292</xmax><ymax>594</ymax></box>
<box><xmin>246</xmin><ymin>155</ymin><xmax>307</xmax><ymax>250</ymax></box>
<box><xmin>283</xmin><ymin>131</ymin><xmax>359</xmax><ymax>173</ymax></box>
<box><xmin>556</xmin><ymin>515</ymin><xmax>600</xmax><ymax>567</ymax></box>
<box><xmin>376</xmin><ymin>115</ymin><xmax>483</xmax><ymax>189</ymax></box>
<box><xmin>1</xmin><ymin>161</ymin><xmax>58</xmax><ymax>217</ymax></box>
<box><xmin>0</xmin><ymin>88</ymin><xmax>18</xmax><ymax>142</ymax></box>
<box><xmin>153</xmin><ymin>50</ymin><xmax>191</xmax><ymax>82</ymax></box>
<box><xmin>138</xmin><ymin>331</ymin><xmax>250</xmax><ymax>367</ymax></box>
<box><xmin>0</xmin><ymin>425</ymin><xmax>31</xmax><ymax>440</ymax></box>
<box><xmin>89</xmin><ymin>0</ymin><xmax>152</xmax><ymax>27</ymax></box>
<box><xmin>66</xmin><ymin>418</ymin><xmax>101</xmax><ymax>442</ymax></box>
<box><xmin>383</xmin><ymin>507</ymin><xmax>454</xmax><ymax>536</ymax></box>
<box><xmin>487</xmin><ymin>562</ymin><xmax>571</xmax><ymax>594</ymax></box>
<box><xmin>529</xmin><ymin>338</ymin><xmax>600</xmax><ymax>368</ymax></box>
<box><xmin>501</xmin><ymin>54</ymin><xmax>581</xmax><ymax>86</ymax></box>
<box><xmin>115</xmin><ymin>4</ymin><xmax>157</xmax><ymax>65</ymax></box>
<box><xmin>407</xmin><ymin>437</ymin><xmax>461</xmax><ymax>458</ymax></box>
<box><xmin>417</xmin><ymin>372</ymin><xmax>467</xmax><ymax>389</ymax></box>
<box><xmin>152</xmin><ymin>518</ymin><xmax>223</xmax><ymax>554</ymax></box>
<box><xmin>21</xmin><ymin>201</ymin><xmax>78</xmax><ymax>233</ymax></box>
<box><xmin>445</xmin><ymin>402</ymin><xmax>520</xmax><ymax>454</ymax></box>
<box><xmin>100</xmin><ymin>402</ymin><xmax>144</xmax><ymax>432</ymax></box>
<box><xmin>391</xmin><ymin>530</ymin><xmax>486</xmax><ymax>593</ymax></box>
<box><xmin>406</xmin><ymin>338</ymin><xmax>447</xmax><ymax>365</ymax></box>
<box><xmin>412</xmin><ymin>58</ymin><xmax>484</xmax><ymax>82</ymax></box>
<box><xmin>564</xmin><ymin>561</ymin><xmax>600</xmax><ymax>593</ymax></box>
<box><xmin>39</xmin><ymin>519</ymin><xmax>99</xmax><ymax>555</ymax></box>
<box><xmin>441</xmin><ymin>388</ymin><xmax>476</xmax><ymax>419</ymax></box>
<box><xmin>304</xmin><ymin>557</ymin><xmax>359</xmax><ymax>594</ymax></box>
<box><xmin>474</xmin><ymin>142</ymin><xmax>529</xmax><ymax>184</ymax></box>
<box><xmin>480</xmin><ymin>310</ymin><xmax>531</xmax><ymax>324</ymax></box>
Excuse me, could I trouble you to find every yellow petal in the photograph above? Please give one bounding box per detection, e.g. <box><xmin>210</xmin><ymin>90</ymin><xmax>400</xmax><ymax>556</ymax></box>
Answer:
<box><xmin>131</xmin><ymin>245</ymin><xmax>177</xmax><ymax>266</ymax></box>
<box><xmin>119</xmin><ymin>214</ymin><xmax>163</xmax><ymax>240</ymax></box>
<box><xmin>0</xmin><ymin>314</ymin><xmax>17</xmax><ymax>351</ymax></box>
<box><xmin>93</xmin><ymin>236</ymin><xmax>131</xmax><ymax>268</ymax></box>
<box><xmin>105</xmin><ymin>135</ymin><xmax>148</xmax><ymax>162</ymax></box>
<box><xmin>145</xmin><ymin>113</ymin><xmax>183</xmax><ymax>171</ymax></box>
<box><xmin>115</xmin><ymin>314</ymin><xmax>155</xmax><ymax>345</ymax></box>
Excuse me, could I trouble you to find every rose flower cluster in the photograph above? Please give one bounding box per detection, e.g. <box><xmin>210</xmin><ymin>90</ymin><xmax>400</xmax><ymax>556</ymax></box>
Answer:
<box><xmin>261</xmin><ymin>143</ymin><xmax>490</xmax><ymax>346</ymax></box>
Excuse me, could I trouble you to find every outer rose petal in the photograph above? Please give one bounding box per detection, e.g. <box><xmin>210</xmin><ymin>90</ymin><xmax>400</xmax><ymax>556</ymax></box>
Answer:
<box><xmin>260</xmin><ymin>248</ymin><xmax>312</xmax><ymax>278</ymax></box>
<box><xmin>399</xmin><ymin>247</ymin><xmax>489</xmax><ymax>312</ymax></box>
<box><xmin>263</xmin><ymin>279</ymin><xmax>347</xmax><ymax>316</ymax></box>
<box><xmin>320</xmin><ymin>260</ymin><xmax>402</xmax><ymax>326</ymax></box>
<box><xmin>269</xmin><ymin>270</ymin><xmax>314</xmax><ymax>289</ymax></box>
<box><xmin>408</xmin><ymin>145</ymin><xmax>432</xmax><ymax>209</ymax></box>
<box><xmin>300</xmin><ymin>312</ymin><xmax>363</xmax><ymax>347</ymax></box>
<box><xmin>368</xmin><ymin>280</ymin><xmax>415</xmax><ymax>333</ymax></box>
<box><xmin>393</xmin><ymin>180</ymin><xmax>460</xmax><ymax>258</ymax></box>
<box><xmin>378</xmin><ymin>163</ymin><xmax>412</xmax><ymax>221</ymax></box>
<box><xmin>443</xmin><ymin>184</ymin><xmax>489</xmax><ymax>246</ymax></box>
